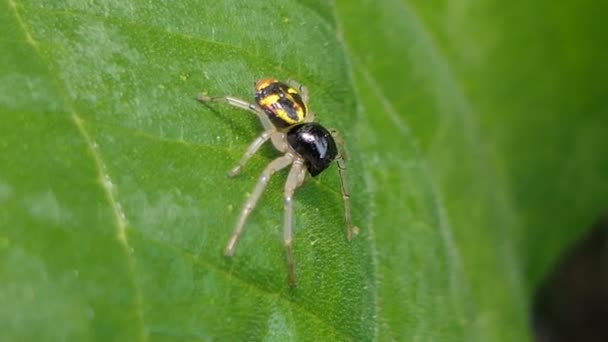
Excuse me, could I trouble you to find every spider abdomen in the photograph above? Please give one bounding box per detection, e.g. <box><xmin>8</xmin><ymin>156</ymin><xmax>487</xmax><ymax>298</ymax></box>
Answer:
<box><xmin>255</xmin><ymin>80</ymin><xmax>308</xmax><ymax>128</ymax></box>
<box><xmin>287</xmin><ymin>123</ymin><xmax>337</xmax><ymax>177</ymax></box>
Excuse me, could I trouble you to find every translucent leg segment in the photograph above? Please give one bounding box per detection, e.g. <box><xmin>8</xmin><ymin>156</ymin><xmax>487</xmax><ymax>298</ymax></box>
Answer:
<box><xmin>330</xmin><ymin>129</ymin><xmax>359</xmax><ymax>240</ymax></box>
<box><xmin>228</xmin><ymin>131</ymin><xmax>272</xmax><ymax>177</ymax></box>
<box><xmin>283</xmin><ymin>159</ymin><xmax>305</xmax><ymax>286</ymax></box>
<box><xmin>224</xmin><ymin>155</ymin><xmax>294</xmax><ymax>256</ymax></box>
<box><xmin>196</xmin><ymin>94</ymin><xmax>274</xmax><ymax>131</ymax></box>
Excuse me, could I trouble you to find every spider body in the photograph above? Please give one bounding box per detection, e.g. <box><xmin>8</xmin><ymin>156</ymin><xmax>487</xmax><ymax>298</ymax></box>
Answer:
<box><xmin>197</xmin><ymin>78</ymin><xmax>357</xmax><ymax>286</ymax></box>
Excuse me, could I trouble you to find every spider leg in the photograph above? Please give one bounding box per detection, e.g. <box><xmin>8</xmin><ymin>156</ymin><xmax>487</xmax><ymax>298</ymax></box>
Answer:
<box><xmin>329</xmin><ymin>129</ymin><xmax>359</xmax><ymax>241</ymax></box>
<box><xmin>196</xmin><ymin>94</ymin><xmax>275</xmax><ymax>131</ymax></box>
<box><xmin>225</xmin><ymin>154</ymin><xmax>294</xmax><ymax>256</ymax></box>
<box><xmin>228</xmin><ymin>130</ymin><xmax>273</xmax><ymax>177</ymax></box>
<box><xmin>304</xmin><ymin>111</ymin><xmax>316</xmax><ymax>123</ymax></box>
<box><xmin>283</xmin><ymin>158</ymin><xmax>306</xmax><ymax>286</ymax></box>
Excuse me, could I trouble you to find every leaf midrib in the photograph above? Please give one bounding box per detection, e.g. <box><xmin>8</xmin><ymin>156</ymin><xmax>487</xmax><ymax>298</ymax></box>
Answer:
<box><xmin>9</xmin><ymin>1</ymin><xmax>147</xmax><ymax>340</ymax></box>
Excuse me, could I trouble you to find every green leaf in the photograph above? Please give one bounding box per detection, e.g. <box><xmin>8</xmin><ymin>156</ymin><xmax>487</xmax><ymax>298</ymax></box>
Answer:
<box><xmin>1</xmin><ymin>0</ymin><xmax>607</xmax><ymax>341</ymax></box>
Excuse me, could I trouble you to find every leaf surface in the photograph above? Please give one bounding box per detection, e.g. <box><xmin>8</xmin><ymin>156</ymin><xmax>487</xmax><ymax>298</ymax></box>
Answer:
<box><xmin>1</xmin><ymin>0</ymin><xmax>607</xmax><ymax>340</ymax></box>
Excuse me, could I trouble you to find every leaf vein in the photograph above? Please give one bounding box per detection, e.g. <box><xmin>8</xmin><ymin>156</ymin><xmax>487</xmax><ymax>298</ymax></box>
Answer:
<box><xmin>8</xmin><ymin>1</ymin><xmax>148</xmax><ymax>339</ymax></box>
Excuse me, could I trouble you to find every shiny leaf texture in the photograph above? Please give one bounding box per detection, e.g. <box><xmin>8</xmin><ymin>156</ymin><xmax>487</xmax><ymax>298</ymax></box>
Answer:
<box><xmin>1</xmin><ymin>0</ymin><xmax>607</xmax><ymax>341</ymax></box>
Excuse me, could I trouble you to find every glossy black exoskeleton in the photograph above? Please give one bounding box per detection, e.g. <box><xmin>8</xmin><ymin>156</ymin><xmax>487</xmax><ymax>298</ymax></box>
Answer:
<box><xmin>286</xmin><ymin>123</ymin><xmax>337</xmax><ymax>177</ymax></box>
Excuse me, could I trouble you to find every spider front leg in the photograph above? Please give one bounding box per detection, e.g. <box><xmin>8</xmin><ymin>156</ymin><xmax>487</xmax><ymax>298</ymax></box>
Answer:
<box><xmin>330</xmin><ymin>129</ymin><xmax>359</xmax><ymax>241</ymax></box>
<box><xmin>283</xmin><ymin>158</ymin><xmax>307</xmax><ymax>286</ymax></box>
<box><xmin>196</xmin><ymin>93</ymin><xmax>275</xmax><ymax>131</ymax></box>
<box><xmin>225</xmin><ymin>155</ymin><xmax>293</xmax><ymax>256</ymax></box>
